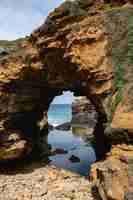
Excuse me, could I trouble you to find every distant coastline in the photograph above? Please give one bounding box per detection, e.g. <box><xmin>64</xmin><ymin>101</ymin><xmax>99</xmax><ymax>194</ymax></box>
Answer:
<box><xmin>48</xmin><ymin>104</ymin><xmax>72</xmax><ymax>126</ymax></box>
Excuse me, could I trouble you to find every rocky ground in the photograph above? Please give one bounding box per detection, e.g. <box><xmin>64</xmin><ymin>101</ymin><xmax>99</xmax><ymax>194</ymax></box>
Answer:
<box><xmin>0</xmin><ymin>163</ymin><xmax>97</xmax><ymax>200</ymax></box>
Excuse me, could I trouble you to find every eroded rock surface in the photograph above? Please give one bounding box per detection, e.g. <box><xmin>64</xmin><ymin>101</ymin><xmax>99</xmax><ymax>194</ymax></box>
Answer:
<box><xmin>72</xmin><ymin>97</ymin><xmax>97</xmax><ymax>134</ymax></box>
<box><xmin>90</xmin><ymin>144</ymin><xmax>133</xmax><ymax>200</ymax></box>
<box><xmin>0</xmin><ymin>1</ymin><xmax>133</xmax><ymax>198</ymax></box>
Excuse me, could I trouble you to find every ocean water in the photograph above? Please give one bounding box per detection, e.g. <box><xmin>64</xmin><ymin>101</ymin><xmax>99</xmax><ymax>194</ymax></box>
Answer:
<box><xmin>47</xmin><ymin>104</ymin><xmax>96</xmax><ymax>176</ymax></box>
<box><xmin>48</xmin><ymin>104</ymin><xmax>72</xmax><ymax>127</ymax></box>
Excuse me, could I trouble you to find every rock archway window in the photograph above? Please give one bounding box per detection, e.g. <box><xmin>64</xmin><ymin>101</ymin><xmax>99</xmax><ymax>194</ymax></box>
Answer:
<box><xmin>45</xmin><ymin>91</ymin><xmax>97</xmax><ymax>175</ymax></box>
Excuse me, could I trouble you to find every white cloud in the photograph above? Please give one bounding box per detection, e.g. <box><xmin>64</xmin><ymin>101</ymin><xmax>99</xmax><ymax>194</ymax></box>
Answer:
<box><xmin>52</xmin><ymin>91</ymin><xmax>74</xmax><ymax>104</ymax></box>
<box><xmin>0</xmin><ymin>0</ymin><xmax>64</xmax><ymax>40</ymax></box>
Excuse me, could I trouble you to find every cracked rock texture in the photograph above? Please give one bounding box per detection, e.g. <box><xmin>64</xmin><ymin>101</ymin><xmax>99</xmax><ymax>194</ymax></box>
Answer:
<box><xmin>0</xmin><ymin>1</ymin><xmax>133</xmax><ymax>199</ymax></box>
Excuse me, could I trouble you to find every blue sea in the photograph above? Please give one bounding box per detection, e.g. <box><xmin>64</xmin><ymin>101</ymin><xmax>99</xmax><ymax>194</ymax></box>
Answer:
<box><xmin>48</xmin><ymin>104</ymin><xmax>72</xmax><ymax>127</ymax></box>
<box><xmin>47</xmin><ymin>104</ymin><xmax>96</xmax><ymax>176</ymax></box>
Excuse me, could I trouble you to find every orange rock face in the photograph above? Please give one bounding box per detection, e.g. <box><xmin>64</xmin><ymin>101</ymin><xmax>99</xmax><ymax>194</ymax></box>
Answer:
<box><xmin>0</xmin><ymin>0</ymin><xmax>133</xmax><ymax>167</ymax></box>
<box><xmin>90</xmin><ymin>144</ymin><xmax>133</xmax><ymax>200</ymax></box>
<box><xmin>0</xmin><ymin>0</ymin><xmax>133</xmax><ymax>199</ymax></box>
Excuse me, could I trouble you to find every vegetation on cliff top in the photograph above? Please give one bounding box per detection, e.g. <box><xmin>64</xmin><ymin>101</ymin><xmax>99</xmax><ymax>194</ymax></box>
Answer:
<box><xmin>0</xmin><ymin>38</ymin><xmax>27</xmax><ymax>49</ymax></box>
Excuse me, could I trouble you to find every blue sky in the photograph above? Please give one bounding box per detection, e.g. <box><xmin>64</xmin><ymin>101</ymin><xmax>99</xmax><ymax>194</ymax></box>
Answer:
<box><xmin>0</xmin><ymin>0</ymin><xmax>73</xmax><ymax>104</ymax></box>
<box><xmin>52</xmin><ymin>91</ymin><xmax>74</xmax><ymax>104</ymax></box>
<box><xmin>0</xmin><ymin>0</ymin><xmax>64</xmax><ymax>40</ymax></box>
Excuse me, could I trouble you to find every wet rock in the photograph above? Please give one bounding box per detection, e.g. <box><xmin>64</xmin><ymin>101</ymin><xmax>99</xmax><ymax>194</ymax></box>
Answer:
<box><xmin>55</xmin><ymin>122</ymin><xmax>71</xmax><ymax>131</ymax></box>
<box><xmin>48</xmin><ymin>124</ymin><xmax>54</xmax><ymax>131</ymax></box>
<box><xmin>0</xmin><ymin>48</ymin><xmax>9</xmax><ymax>56</ymax></box>
<box><xmin>72</xmin><ymin>126</ymin><xmax>94</xmax><ymax>139</ymax></box>
<box><xmin>69</xmin><ymin>155</ymin><xmax>80</xmax><ymax>163</ymax></box>
<box><xmin>51</xmin><ymin>148</ymin><xmax>68</xmax><ymax>155</ymax></box>
<box><xmin>72</xmin><ymin>97</ymin><xmax>97</xmax><ymax>137</ymax></box>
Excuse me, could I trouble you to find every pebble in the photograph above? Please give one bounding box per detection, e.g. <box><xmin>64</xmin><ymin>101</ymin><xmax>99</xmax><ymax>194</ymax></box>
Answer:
<box><xmin>0</xmin><ymin>163</ymin><xmax>94</xmax><ymax>200</ymax></box>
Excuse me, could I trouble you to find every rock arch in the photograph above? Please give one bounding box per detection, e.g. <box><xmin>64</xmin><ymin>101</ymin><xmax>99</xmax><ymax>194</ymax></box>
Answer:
<box><xmin>0</xmin><ymin>0</ymin><xmax>133</xmax><ymax>161</ymax></box>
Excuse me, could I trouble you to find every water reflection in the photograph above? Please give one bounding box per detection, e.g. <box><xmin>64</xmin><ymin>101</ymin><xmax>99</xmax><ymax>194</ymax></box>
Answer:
<box><xmin>46</xmin><ymin>95</ymin><xmax>97</xmax><ymax>176</ymax></box>
<box><xmin>45</xmin><ymin>127</ymin><xmax>96</xmax><ymax>176</ymax></box>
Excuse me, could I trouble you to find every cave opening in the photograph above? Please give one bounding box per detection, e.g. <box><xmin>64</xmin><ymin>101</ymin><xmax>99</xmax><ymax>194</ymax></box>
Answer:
<box><xmin>44</xmin><ymin>91</ymin><xmax>98</xmax><ymax>176</ymax></box>
<box><xmin>1</xmin><ymin>79</ymin><xmax>108</xmax><ymax>174</ymax></box>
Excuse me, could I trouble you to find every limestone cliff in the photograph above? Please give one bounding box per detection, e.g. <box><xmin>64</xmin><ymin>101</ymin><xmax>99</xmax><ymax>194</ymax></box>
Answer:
<box><xmin>71</xmin><ymin>96</ymin><xmax>97</xmax><ymax>136</ymax></box>
<box><xmin>30</xmin><ymin>0</ymin><xmax>133</xmax><ymax>131</ymax></box>
<box><xmin>0</xmin><ymin>1</ymin><xmax>133</xmax><ymax>199</ymax></box>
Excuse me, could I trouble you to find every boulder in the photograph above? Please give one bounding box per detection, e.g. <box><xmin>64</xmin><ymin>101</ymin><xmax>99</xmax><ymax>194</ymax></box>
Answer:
<box><xmin>55</xmin><ymin>122</ymin><xmax>71</xmax><ymax>131</ymax></box>
<box><xmin>69</xmin><ymin>155</ymin><xmax>80</xmax><ymax>163</ymax></box>
<box><xmin>51</xmin><ymin>148</ymin><xmax>68</xmax><ymax>155</ymax></box>
<box><xmin>0</xmin><ymin>130</ymin><xmax>32</xmax><ymax>162</ymax></box>
<box><xmin>90</xmin><ymin>144</ymin><xmax>133</xmax><ymax>200</ymax></box>
<box><xmin>0</xmin><ymin>47</ymin><xmax>9</xmax><ymax>56</ymax></box>
<box><xmin>48</xmin><ymin>124</ymin><xmax>54</xmax><ymax>131</ymax></box>
<box><xmin>72</xmin><ymin>97</ymin><xmax>97</xmax><ymax>130</ymax></box>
